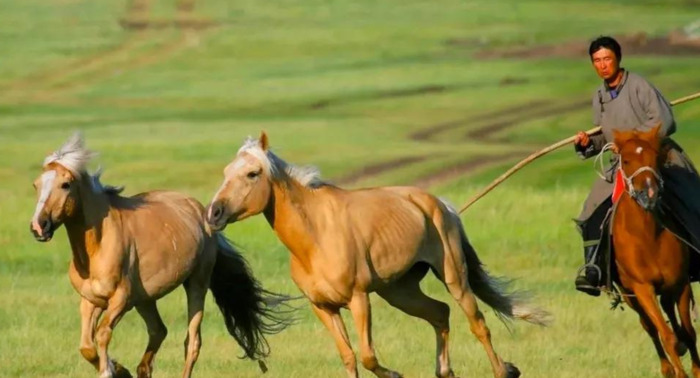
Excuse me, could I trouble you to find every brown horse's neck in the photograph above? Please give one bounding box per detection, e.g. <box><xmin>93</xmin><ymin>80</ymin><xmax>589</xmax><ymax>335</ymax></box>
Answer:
<box><xmin>64</xmin><ymin>176</ymin><xmax>111</xmax><ymax>276</ymax></box>
<box><xmin>263</xmin><ymin>177</ymin><xmax>322</xmax><ymax>272</ymax></box>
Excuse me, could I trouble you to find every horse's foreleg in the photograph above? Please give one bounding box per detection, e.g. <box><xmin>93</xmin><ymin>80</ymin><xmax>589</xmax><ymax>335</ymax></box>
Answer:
<box><xmin>181</xmin><ymin>284</ymin><xmax>206</xmax><ymax>378</ymax></box>
<box><xmin>623</xmin><ymin>294</ymin><xmax>674</xmax><ymax>377</ymax></box>
<box><xmin>135</xmin><ymin>302</ymin><xmax>167</xmax><ymax>378</ymax></box>
<box><xmin>677</xmin><ymin>284</ymin><xmax>700</xmax><ymax>377</ymax></box>
<box><xmin>95</xmin><ymin>288</ymin><xmax>131</xmax><ymax>378</ymax></box>
<box><xmin>348</xmin><ymin>293</ymin><xmax>403</xmax><ymax>378</ymax></box>
<box><xmin>310</xmin><ymin>303</ymin><xmax>358</xmax><ymax>378</ymax></box>
<box><xmin>79</xmin><ymin>298</ymin><xmax>104</xmax><ymax>371</ymax></box>
<box><xmin>634</xmin><ymin>285</ymin><xmax>688</xmax><ymax>378</ymax></box>
<box><xmin>661</xmin><ymin>295</ymin><xmax>688</xmax><ymax>357</ymax></box>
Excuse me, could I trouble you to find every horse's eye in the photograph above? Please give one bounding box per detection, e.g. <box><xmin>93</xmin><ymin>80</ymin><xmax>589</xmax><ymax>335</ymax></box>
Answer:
<box><xmin>61</xmin><ymin>182</ymin><xmax>70</xmax><ymax>190</ymax></box>
<box><xmin>247</xmin><ymin>171</ymin><xmax>259</xmax><ymax>179</ymax></box>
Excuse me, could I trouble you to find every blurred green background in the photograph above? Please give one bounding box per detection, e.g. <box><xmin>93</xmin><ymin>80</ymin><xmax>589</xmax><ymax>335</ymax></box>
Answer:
<box><xmin>2</xmin><ymin>0</ymin><xmax>700</xmax><ymax>377</ymax></box>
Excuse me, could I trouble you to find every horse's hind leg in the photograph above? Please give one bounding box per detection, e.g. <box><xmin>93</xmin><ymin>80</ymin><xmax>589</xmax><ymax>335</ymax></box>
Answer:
<box><xmin>633</xmin><ymin>285</ymin><xmax>688</xmax><ymax>378</ymax></box>
<box><xmin>135</xmin><ymin>302</ymin><xmax>167</xmax><ymax>378</ymax></box>
<box><xmin>181</xmin><ymin>280</ymin><xmax>207</xmax><ymax>378</ymax></box>
<box><xmin>443</xmin><ymin>278</ymin><xmax>516</xmax><ymax>378</ymax></box>
<box><xmin>376</xmin><ymin>265</ymin><xmax>453</xmax><ymax>378</ymax></box>
<box><xmin>348</xmin><ymin>292</ymin><xmax>403</xmax><ymax>378</ymax></box>
<box><xmin>676</xmin><ymin>284</ymin><xmax>700</xmax><ymax>377</ymax></box>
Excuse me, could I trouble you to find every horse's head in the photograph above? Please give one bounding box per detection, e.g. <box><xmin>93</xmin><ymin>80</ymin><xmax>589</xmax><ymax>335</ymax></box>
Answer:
<box><xmin>206</xmin><ymin>131</ymin><xmax>274</xmax><ymax>231</ymax></box>
<box><xmin>30</xmin><ymin>133</ymin><xmax>91</xmax><ymax>242</ymax></box>
<box><xmin>613</xmin><ymin>124</ymin><xmax>663</xmax><ymax>211</ymax></box>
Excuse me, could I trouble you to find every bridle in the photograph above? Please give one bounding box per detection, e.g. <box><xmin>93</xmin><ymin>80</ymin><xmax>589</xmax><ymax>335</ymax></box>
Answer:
<box><xmin>619</xmin><ymin>165</ymin><xmax>664</xmax><ymax>199</ymax></box>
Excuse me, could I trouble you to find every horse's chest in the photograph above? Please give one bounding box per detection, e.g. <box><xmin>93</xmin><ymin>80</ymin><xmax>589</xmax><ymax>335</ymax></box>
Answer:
<box><xmin>68</xmin><ymin>263</ymin><xmax>119</xmax><ymax>308</ymax></box>
<box><xmin>290</xmin><ymin>263</ymin><xmax>353</xmax><ymax>306</ymax></box>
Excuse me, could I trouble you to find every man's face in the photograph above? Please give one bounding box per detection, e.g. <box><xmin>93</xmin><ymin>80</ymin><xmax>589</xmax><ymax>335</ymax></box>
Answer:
<box><xmin>591</xmin><ymin>47</ymin><xmax>620</xmax><ymax>81</ymax></box>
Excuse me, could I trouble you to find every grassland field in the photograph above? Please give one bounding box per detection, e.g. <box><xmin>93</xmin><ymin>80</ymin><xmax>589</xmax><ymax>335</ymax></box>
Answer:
<box><xmin>3</xmin><ymin>1</ymin><xmax>700</xmax><ymax>377</ymax></box>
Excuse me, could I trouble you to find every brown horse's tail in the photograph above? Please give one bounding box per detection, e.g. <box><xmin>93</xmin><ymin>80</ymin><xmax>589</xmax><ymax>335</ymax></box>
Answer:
<box><xmin>458</xmin><ymin>225</ymin><xmax>551</xmax><ymax>327</ymax></box>
<box><xmin>209</xmin><ymin>234</ymin><xmax>296</xmax><ymax>366</ymax></box>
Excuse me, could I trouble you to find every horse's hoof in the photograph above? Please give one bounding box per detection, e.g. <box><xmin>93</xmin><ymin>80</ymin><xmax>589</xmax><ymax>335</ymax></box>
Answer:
<box><xmin>677</xmin><ymin>341</ymin><xmax>689</xmax><ymax>357</ymax></box>
<box><xmin>435</xmin><ymin>369</ymin><xmax>457</xmax><ymax>378</ymax></box>
<box><xmin>113</xmin><ymin>360</ymin><xmax>133</xmax><ymax>378</ymax></box>
<box><xmin>503</xmin><ymin>362</ymin><xmax>521</xmax><ymax>378</ymax></box>
<box><xmin>136</xmin><ymin>363</ymin><xmax>151</xmax><ymax>378</ymax></box>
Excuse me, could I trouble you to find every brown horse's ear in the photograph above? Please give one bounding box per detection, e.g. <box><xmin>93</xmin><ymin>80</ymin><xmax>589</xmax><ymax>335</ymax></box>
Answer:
<box><xmin>643</xmin><ymin>123</ymin><xmax>662</xmax><ymax>142</ymax></box>
<box><xmin>259</xmin><ymin>131</ymin><xmax>269</xmax><ymax>151</ymax></box>
<box><xmin>612</xmin><ymin>129</ymin><xmax>628</xmax><ymax>148</ymax></box>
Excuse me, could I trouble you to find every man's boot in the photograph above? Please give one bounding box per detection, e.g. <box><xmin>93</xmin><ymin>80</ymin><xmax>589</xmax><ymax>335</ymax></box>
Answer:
<box><xmin>575</xmin><ymin>244</ymin><xmax>602</xmax><ymax>296</ymax></box>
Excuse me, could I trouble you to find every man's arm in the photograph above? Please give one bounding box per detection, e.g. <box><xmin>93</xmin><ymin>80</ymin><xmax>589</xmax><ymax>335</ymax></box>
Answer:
<box><xmin>574</xmin><ymin>92</ymin><xmax>607</xmax><ymax>159</ymax></box>
<box><xmin>637</xmin><ymin>78</ymin><xmax>676</xmax><ymax>137</ymax></box>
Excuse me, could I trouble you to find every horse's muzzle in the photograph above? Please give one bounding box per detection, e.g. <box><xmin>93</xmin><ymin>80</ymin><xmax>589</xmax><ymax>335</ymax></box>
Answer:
<box><xmin>631</xmin><ymin>190</ymin><xmax>659</xmax><ymax>212</ymax></box>
<box><xmin>206</xmin><ymin>201</ymin><xmax>228</xmax><ymax>231</ymax></box>
<box><xmin>30</xmin><ymin>218</ymin><xmax>54</xmax><ymax>242</ymax></box>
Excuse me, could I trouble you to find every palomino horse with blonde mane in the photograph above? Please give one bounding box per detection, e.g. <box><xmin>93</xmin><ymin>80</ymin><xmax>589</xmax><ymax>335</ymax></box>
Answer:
<box><xmin>612</xmin><ymin>125</ymin><xmax>700</xmax><ymax>378</ymax></box>
<box><xmin>205</xmin><ymin>132</ymin><xmax>550</xmax><ymax>378</ymax></box>
<box><xmin>29</xmin><ymin>134</ymin><xmax>290</xmax><ymax>378</ymax></box>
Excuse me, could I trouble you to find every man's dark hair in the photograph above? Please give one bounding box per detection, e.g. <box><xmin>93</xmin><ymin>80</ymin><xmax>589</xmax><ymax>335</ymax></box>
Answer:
<box><xmin>589</xmin><ymin>36</ymin><xmax>622</xmax><ymax>61</ymax></box>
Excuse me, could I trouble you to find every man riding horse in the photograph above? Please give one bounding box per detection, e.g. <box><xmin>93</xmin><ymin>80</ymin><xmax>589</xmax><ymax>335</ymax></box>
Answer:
<box><xmin>573</xmin><ymin>36</ymin><xmax>700</xmax><ymax>296</ymax></box>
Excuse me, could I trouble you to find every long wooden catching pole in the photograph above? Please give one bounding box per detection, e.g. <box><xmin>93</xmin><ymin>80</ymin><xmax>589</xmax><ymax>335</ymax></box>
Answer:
<box><xmin>457</xmin><ymin>90</ymin><xmax>700</xmax><ymax>214</ymax></box>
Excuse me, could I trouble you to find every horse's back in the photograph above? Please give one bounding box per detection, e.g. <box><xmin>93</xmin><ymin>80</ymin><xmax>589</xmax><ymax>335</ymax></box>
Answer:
<box><xmin>338</xmin><ymin>185</ymin><xmax>455</xmax><ymax>284</ymax></box>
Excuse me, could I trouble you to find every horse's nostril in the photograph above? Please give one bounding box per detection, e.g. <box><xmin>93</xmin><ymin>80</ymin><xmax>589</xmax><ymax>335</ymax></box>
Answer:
<box><xmin>213</xmin><ymin>206</ymin><xmax>222</xmax><ymax>219</ymax></box>
<box><xmin>40</xmin><ymin>219</ymin><xmax>49</xmax><ymax>230</ymax></box>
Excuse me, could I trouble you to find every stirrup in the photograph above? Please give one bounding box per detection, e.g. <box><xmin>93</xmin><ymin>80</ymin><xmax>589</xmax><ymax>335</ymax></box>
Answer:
<box><xmin>575</xmin><ymin>276</ymin><xmax>601</xmax><ymax>297</ymax></box>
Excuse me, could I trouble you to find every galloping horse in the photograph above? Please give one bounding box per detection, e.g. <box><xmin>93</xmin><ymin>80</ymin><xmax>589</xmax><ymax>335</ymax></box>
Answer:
<box><xmin>29</xmin><ymin>133</ymin><xmax>290</xmax><ymax>378</ymax></box>
<box><xmin>205</xmin><ymin>132</ymin><xmax>549</xmax><ymax>378</ymax></box>
<box><xmin>612</xmin><ymin>125</ymin><xmax>699</xmax><ymax>378</ymax></box>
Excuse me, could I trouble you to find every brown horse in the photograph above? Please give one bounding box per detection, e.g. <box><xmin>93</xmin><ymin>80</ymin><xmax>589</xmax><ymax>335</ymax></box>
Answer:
<box><xmin>612</xmin><ymin>125</ymin><xmax>699</xmax><ymax>378</ymax></box>
<box><xmin>29</xmin><ymin>133</ymin><xmax>290</xmax><ymax>378</ymax></box>
<box><xmin>205</xmin><ymin>132</ymin><xmax>550</xmax><ymax>378</ymax></box>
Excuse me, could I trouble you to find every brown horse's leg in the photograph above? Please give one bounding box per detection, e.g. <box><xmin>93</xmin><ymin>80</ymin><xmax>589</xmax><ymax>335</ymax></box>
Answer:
<box><xmin>623</xmin><ymin>294</ymin><xmax>674</xmax><ymax>377</ymax></box>
<box><xmin>95</xmin><ymin>288</ymin><xmax>132</xmax><ymax>378</ymax></box>
<box><xmin>79</xmin><ymin>298</ymin><xmax>103</xmax><ymax>371</ymax></box>
<box><xmin>181</xmin><ymin>283</ymin><xmax>206</xmax><ymax>378</ymax></box>
<box><xmin>135</xmin><ymin>302</ymin><xmax>167</xmax><ymax>378</ymax></box>
<box><xmin>376</xmin><ymin>268</ymin><xmax>453</xmax><ymax>378</ymax></box>
<box><xmin>661</xmin><ymin>295</ymin><xmax>688</xmax><ymax>357</ymax></box>
<box><xmin>310</xmin><ymin>303</ymin><xmax>358</xmax><ymax>378</ymax></box>
<box><xmin>634</xmin><ymin>285</ymin><xmax>688</xmax><ymax>378</ymax></box>
<box><xmin>677</xmin><ymin>284</ymin><xmax>700</xmax><ymax>377</ymax></box>
<box><xmin>348</xmin><ymin>293</ymin><xmax>403</xmax><ymax>378</ymax></box>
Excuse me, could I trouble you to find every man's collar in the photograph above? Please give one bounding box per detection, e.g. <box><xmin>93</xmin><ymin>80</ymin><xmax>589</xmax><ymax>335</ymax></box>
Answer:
<box><xmin>604</xmin><ymin>69</ymin><xmax>627</xmax><ymax>91</ymax></box>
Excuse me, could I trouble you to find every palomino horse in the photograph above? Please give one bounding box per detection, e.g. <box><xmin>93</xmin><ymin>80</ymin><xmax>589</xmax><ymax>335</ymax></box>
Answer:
<box><xmin>29</xmin><ymin>133</ymin><xmax>290</xmax><ymax>378</ymax></box>
<box><xmin>205</xmin><ymin>132</ymin><xmax>550</xmax><ymax>378</ymax></box>
<box><xmin>612</xmin><ymin>125</ymin><xmax>699</xmax><ymax>378</ymax></box>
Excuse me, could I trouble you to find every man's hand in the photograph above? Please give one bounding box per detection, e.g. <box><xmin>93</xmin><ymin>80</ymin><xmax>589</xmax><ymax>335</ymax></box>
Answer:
<box><xmin>574</xmin><ymin>131</ymin><xmax>590</xmax><ymax>147</ymax></box>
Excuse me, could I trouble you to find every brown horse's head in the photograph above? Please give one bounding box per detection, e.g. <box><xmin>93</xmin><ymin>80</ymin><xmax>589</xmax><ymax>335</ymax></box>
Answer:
<box><xmin>613</xmin><ymin>124</ymin><xmax>663</xmax><ymax>211</ymax></box>
<box><xmin>30</xmin><ymin>133</ymin><xmax>93</xmax><ymax>242</ymax></box>
<box><xmin>206</xmin><ymin>132</ymin><xmax>274</xmax><ymax>230</ymax></box>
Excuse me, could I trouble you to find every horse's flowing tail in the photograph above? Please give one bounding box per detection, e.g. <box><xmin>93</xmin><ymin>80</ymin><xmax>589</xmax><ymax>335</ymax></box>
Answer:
<box><xmin>459</xmin><ymin>226</ymin><xmax>551</xmax><ymax>327</ymax></box>
<box><xmin>209</xmin><ymin>234</ymin><xmax>295</xmax><ymax>363</ymax></box>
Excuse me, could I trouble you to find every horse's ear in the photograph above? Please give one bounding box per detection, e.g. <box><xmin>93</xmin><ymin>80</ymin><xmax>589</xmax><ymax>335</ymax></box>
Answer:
<box><xmin>643</xmin><ymin>123</ymin><xmax>662</xmax><ymax>144</ymax></box>
<box><xmin>612</xmin><ymin>129</ymin><xmax>626</xmax><ymax>146</ymax></box>
<box><xmin>259</xmin><ymin>131</ymin><xmax>269</xmax><ymax>151</ymax></box>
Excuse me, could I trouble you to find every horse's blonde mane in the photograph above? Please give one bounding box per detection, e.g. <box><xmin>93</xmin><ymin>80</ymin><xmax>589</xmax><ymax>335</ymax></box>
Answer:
<box><xmin>238</xmin><ymin>137</ymin><xmax>327</xmax><ymax>188</ymax></box>
<box><xmin>44</xmin><ymin>132</ymin><xmax>124</xmax><ymax>195</ymax></box>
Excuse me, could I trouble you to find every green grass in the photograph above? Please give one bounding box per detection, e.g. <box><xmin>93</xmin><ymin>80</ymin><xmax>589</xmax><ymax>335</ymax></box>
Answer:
<box><xmin>3</xmin><ymin>0</ymin><xmax>700</xmax><ymax>377</ymax></box>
